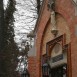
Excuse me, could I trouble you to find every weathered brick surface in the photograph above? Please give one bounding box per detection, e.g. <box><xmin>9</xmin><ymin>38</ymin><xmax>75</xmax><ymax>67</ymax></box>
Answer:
<box><xmin>28</xmin><ymin>57</ymin><xmax>37</xmax><ymax>77</ymax></box>
<box><xmin>42</xmin><ymin>14</ymin><xmax>71</xmax><ymax>55</ymax></box>
<box><xmin>29</xmin><ymin>0</ymin><xmax>77</xmax><ymax>77</ymax></box>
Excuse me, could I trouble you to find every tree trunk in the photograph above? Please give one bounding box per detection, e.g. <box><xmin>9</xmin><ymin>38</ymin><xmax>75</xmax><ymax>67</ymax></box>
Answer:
<box><xmin>0</xmin><ymin>0</ymin><xmax>4</xmax><ymax>50</ymax></box>
<box><xmin>0</xmin><ymin>0</ymin><xmax>5</xmax><ymax>77</ymax></box>
<box><xmin>37</xmin><ymin>0</ymin><xmax>40</xmax><ymax>14</ymax></box>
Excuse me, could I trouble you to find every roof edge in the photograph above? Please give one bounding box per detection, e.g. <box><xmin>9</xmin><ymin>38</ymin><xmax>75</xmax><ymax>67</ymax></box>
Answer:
<box><xmin>34</xmin><ymin>0</ymin><xmax>46</xmax><ymax>34</ymax></box>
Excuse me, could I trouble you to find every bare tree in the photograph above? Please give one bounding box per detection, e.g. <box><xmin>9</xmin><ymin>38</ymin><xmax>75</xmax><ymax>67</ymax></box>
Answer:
<box><xmin>13</xmin><ymin>0</ymin><xmax>43</xmax><ymax>49</ymax></box>
<box><xmin>24</xmin><ymin>0</ymin><xmax>43</xmax><ymax>27</ymax></box>
<box><xmin>0</xmin><ymin>0</ymin><xmax>43</xmax><ymax>77</ymax></box>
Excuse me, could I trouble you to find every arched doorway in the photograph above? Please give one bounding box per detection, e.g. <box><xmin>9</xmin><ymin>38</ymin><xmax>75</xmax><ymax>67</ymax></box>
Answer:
<box><xmin>41</xmin><ymin>12</ymin><xmax>72</xmax><ymax>77</ymax></box>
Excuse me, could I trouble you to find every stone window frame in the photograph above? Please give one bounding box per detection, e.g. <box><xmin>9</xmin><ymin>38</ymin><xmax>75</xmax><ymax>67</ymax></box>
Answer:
<box><xmin>46</xmin><ymin>34</ymin><xmax>72</xmax><ymax>77</ymax></box>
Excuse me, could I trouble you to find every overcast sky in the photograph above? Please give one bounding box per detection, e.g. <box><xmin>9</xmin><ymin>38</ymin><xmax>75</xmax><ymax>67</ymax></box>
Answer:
<box><xmin>3</xmin><ymin>0</ymin><xmax>36</xmax><ymax>48</ymax></box>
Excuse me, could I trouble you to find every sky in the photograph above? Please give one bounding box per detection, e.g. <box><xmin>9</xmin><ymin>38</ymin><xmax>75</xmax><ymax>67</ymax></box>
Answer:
<box><xmin>14</xmin><ymin>0</ymin><xmax>36</xmax><ymax>48</ymax></box>
<box><xmin>3</xmin><ymin>0</ymin><xmax>8</xmax><ymax>9</ymax></box>
<box><xmin>3</xmin><ymin>0</ymin><xmax>42</xmax><ymax>72</ymax></box>
<box><xmin>3</xmin><ymin>0</ymin><xmax>37</xmax><ymax>48</ymax></box>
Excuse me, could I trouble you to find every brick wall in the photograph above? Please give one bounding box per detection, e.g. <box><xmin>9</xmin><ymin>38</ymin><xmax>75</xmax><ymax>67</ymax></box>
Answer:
<box><xmin>42</xmin><ymin>13</ymin><xmax>71</xmax><ymax>55</ymax></box>
<box><xmin>28</xmin><ymin>57</ymin><xmax>37</xmax><ymax>77</ymax></box>
<box><xmin>28</xmin><ymin>0</ymin><xmax>77</xmax><ymax>77</ymax></box>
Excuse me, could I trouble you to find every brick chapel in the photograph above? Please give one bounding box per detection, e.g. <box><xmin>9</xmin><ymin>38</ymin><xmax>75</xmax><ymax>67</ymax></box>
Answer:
<box><xmin>28</xmin><ymin>0</ymin><xmax>77</xmax><ymax>77</ymax></box>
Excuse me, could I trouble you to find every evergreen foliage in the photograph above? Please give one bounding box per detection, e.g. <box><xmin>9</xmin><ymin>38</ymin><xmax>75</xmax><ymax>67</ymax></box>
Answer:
<box><xmin>0</xmin><ymin>0</ymin><xmax>43</xmax><ymax>77</ymax></box>
<box><xmin>3</xmin><ymin>0</ymin><xmax>19</xmax><ymax>77</ymax></box>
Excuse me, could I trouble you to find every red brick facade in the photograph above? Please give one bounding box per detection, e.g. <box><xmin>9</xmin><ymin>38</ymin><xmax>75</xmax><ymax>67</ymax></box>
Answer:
<box><xmin>28</xmin><ymin>57</ymin><xmax>37</xmax><ymax>77</ymax></box>
<box><xmin>28</xmin><ymin>0</ymin><xmax>77</xmax><ymax>77</ymax></box>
